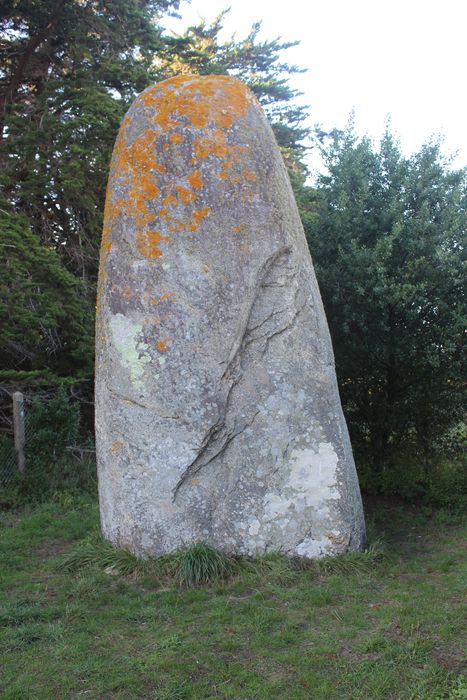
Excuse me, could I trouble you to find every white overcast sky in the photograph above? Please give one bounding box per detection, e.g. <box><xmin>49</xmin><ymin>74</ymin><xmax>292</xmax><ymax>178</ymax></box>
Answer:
<box><xmin>162</xmin><ymin>0</ymin><xmax>467</xmax><ymax>175</ymax></box>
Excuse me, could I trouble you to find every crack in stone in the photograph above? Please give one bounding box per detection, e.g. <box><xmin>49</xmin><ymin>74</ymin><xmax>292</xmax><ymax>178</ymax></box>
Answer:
<box><xmin>172</xmin><ymin>245</ymin><xmax>301</xmax><ymax>503</ymax></box>
<box><xmin>247</xmin><ymin>306</ymin><xmax>289</xmax><ymax>335</ymax></box>
<box><xmin>261</xmin><ymin>299</ymin><xmax>307</xmax><ymax>358</ymax></box>
<box><xmin>107</xmin><ymin>386</ymin><xmax>181</xmax><ymax>419</ymax></box>
<box><xmin>172</xmin><ymin>410</ymin><xmax>260</xmax><ymax>501</ymax></box>
<box><xmin>220</xmin><ymin>246</ymin><xmax>294</xmax><ymax>380</ymax></box>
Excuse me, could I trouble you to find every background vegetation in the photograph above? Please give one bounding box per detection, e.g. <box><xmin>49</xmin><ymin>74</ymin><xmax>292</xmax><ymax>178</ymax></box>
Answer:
<box><xmin>0</xmin><ymin>0</ymin><xmax>465</xmax><ymax>505</ymax></box>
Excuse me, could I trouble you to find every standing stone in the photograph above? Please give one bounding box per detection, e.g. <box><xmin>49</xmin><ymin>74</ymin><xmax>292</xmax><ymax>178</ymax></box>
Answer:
<box><xmin>96</xmin><ymin>75</ymin><xmax>365</xmax><ymax>558</ymax></box>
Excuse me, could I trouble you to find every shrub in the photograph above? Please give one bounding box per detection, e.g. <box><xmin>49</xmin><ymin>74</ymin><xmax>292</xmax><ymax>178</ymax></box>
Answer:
<box><xmin>25</xmin><ymin>388</ymin><xmax>80</xmax><ymax>467</ymax></box>
<box><xmin>357</xmin><ymin>440</ymin><xmax>466</xmax><ymax>513</ymax></box>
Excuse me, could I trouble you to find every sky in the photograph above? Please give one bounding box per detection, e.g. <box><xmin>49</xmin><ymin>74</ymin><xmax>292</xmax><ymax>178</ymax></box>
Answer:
<box><xmin>162</xmin><ymin>0</ymin><xmax>467</xmax><ymax>176</ymax></box>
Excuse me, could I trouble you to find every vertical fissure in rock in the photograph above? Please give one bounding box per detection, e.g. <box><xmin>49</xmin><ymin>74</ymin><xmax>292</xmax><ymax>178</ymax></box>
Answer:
<box><xmin>172</xmin><ymin>245</ymin><xmax>300</xmax><ymax>501</ymax></box>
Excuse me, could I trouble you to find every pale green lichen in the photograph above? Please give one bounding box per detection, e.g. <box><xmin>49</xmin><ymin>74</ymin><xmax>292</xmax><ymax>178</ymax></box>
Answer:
<box><xmin>110</xmin><ymin>313</ymin><xmax>151</xmax><ymax>390</ymax></box>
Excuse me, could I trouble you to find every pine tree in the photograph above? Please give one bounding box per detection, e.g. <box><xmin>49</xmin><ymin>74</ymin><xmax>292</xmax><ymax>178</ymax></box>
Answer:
<box><xmin>0</xmin><ymin>207</ymin><xmax>93</xmax><ymax>383</ymax></box>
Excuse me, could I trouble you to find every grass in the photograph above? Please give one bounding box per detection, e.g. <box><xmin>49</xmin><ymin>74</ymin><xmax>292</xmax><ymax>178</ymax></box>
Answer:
<box><xmin>0</xmin><ymin>494</ymin><xmax>465</xmax><ymax>699</ymax></box>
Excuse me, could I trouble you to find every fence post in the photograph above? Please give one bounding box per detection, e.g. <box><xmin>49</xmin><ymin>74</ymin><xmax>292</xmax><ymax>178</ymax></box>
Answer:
<box><xmin>13</xmin><ymin>391</ymin><xmax>26</xmax><ymax>473</ymax></box>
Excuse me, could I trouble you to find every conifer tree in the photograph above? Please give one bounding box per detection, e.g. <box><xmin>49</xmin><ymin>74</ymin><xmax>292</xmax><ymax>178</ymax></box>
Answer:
<box><xmin>0</xmin><ymin>2</ymin><xmax>309</xmax><ymax>386</ymax></box>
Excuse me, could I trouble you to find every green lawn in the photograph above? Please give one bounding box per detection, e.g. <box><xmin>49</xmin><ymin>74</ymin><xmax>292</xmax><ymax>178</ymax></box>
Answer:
<box><xmin>0</xmin><ymin>495</ymin><xmax>465</xmax><ymax>699</ymax></box>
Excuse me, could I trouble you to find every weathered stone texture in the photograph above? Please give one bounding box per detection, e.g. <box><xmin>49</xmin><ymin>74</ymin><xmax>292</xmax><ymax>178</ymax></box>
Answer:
<box><xmin>95</xmin><ymin>74</ymin><xmax>365</xmax><ymax>558</ymax></box>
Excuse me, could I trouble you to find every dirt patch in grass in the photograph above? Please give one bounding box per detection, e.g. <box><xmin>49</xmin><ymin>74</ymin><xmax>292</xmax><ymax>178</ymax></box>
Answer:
<box><xmin>338</xmin><ymin>641</ymin><xmax>381</xmax><ymax>662</ymax></box>
<box><xmin>384</xmin><ymin>619</ymin><xmax>405</xmax><ymax>640</ymax></box>
<box><xmin>33</xmin><ymin>539</ymin><xmax>72</xmax><ymax>559</ymax></box>
<box><xmin>432</xmin><ymin>644</ymin><xmax>466</xmax><ymax>672</ymax></box>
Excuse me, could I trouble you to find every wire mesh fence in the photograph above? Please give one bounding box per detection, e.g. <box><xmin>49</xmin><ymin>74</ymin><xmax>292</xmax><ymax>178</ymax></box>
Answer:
<box><xmin>0</xmin><ymin>389</ymin><xmax>95</xmax><ymax>489</ymax></box>
<box><xmin>0</xmin><ymin>393</ymin><xmax>32</xmax><ymax>486</ymax></box>
<box><xmin>0</xmin><ymin>392</ymin><xmax>30</xmax><ymax>486</ymax></box>
<box><xmin>0</xmin><ymin>434</ymin><xmax>18</xmax><ymax>486</ymax></box>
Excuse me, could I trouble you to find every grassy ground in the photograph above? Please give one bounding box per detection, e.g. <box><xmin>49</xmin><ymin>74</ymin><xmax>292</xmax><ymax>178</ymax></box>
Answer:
<box><xmin>0</xmin><ymin>494</ymin><xmax>465</xmax><ymax>699</ymax></box>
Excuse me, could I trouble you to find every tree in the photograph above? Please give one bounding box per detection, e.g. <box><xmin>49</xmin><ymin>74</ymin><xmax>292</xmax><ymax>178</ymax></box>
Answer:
<box><xmin>0</xmin><ymin>207</ymin><xmax>92</xmax><ymax>384</ymax></box>
<box><xmin>0</xmin><ymin>2</ymin><xmax>310</xmax><ymax>388</ymax></box>
<box><xmin>1</xmin><ymin>0</ymin><xmax>180</xmax><ymax>284</ymax></box>
<box><xmin>307</xmin><ymin>123</ymin><xmax>466</xmax><ymax>472</ymax></box>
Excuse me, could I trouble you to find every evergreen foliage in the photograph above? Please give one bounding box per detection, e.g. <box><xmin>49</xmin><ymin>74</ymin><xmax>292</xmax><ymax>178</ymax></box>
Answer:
<box><xmin>307</xmin><ymin>123</ymin><xmax>466</xmax><ymax>472</ymax></box>
<box><xmin>26</xmin><ymin>387</ymin><xmax>81</xmax><ymax>467</ymax></box>
<box><xmin>0</xmin><ymin>1</ymin><xmax>309</xmax><ymax>386</ymax></box>
<box><xmin>0</xmin><ymin>207</ymin><xmax>92</xmax><ymax>382</ymax></box>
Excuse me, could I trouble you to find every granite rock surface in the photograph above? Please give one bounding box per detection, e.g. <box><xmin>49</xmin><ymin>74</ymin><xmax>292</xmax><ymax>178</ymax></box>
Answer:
<box><xmin>95</xmin><ymin>75</ymin><xmax>365</xmax><ymax>557</ymax></box>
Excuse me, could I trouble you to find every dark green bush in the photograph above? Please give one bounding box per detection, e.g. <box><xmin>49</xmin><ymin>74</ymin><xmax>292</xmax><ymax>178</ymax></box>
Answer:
<box><xmin>358</xmin><ymin>453</ymin><xmax>466</xmax><ymax>512</ymax></box>
<box><xmin>25</xmin><ymin>388</ymin><xmax>80</xmax><ymax>467</ymax></box>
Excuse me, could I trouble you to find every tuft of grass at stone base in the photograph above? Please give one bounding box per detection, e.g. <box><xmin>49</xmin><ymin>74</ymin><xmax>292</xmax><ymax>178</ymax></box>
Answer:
<box><xmin>174</xmin><ymin>542</ymin><xmax>237</xmax><ymax>587</ymax></box>
<box><xmin>310</xmin><ymin>540</ymin><xmax>386</xmax><ymax>576</ymax></box>
<box><xmin>56</xmin><ymin>531</ymin><xmax>386</xmax><ymax>589</ymax></box>
<box><xmin>58</xmin><ymin>533</ymin><xmax>142</xmax><ymax>576</ymax></box>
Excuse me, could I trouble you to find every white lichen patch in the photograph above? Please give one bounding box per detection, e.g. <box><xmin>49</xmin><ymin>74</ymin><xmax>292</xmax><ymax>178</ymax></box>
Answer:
<box><xmin>242</xmin><ymin>442</ymin><xmax>341</xmax><ymax>555</ymax></box>
<box><xmin>110</xmin><ymin>313</ymin><xmax>151</xmax><ymax>390</ymax></box>
<box><xmin>262</xmin><ymin>442</ymin><xmax>339</xmax><ymax>522</ymax></box>
<box><xmin>287</xmin><ymin>443</ymin><xmax>339</xmax><ymax>507</ymax></box>
<box><xmin>295</xmin><ymin>536</ymin><xmax>336</xmax><ymax>558</ymax></box>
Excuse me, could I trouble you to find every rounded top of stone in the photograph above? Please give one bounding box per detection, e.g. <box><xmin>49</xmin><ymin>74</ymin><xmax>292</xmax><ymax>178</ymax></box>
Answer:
<box><xmin>132</xmin><ymin>74</ymin><xmax>260</xmax><ymax>133</ymax></box>
<box><xmin>99</xmin><ymin>74</ymin><xmax>266</xmax><ymax>264</ymax></box>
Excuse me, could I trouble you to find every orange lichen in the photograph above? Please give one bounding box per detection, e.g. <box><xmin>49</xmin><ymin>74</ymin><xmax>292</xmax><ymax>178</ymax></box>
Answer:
<box><xmin>121</xmin><ymin>285</ymin><xmax>133</xmax><ymax>299</ymax></box>
<box><xmin>170</xmin><ymin>132</ymin><xmax>183</xmax><ymax>143</ymax></box>
<box><xmin>139</xmin><ymin>75</ymin><xmax>254</xmax><ymax>133</ymax></box>
<box><xmin>168</xmin><ymin>218</ymin><xmax>187</xmax><ymax>233</ymax></box>
<box><xmin>141</xmin><ymin>290</ymin><xmax>176</xmax><ymax>306</ymax></box>
<box><xmin>193</xmin><ymin>129</ymin><xmax>230</xmax><ymax>160</ymax></box>
<box><xmin>188</xmin><ymin>207</ymin><xmax>211</xmax><ymax>232</ymax></box>
<box><xmin>216</xmin><ymin>110</ymin><xmax>234</xmax><ymax>129</ymax></box>
<box><xmin>194</xmin><ymin>206</ymin><xmax>211</xmax><ymax>222</ymax></box>
<box><xmin>136</xmin><ymin>229</ymin><xmax>168</xmax><ymax>259</ymax></box>
<box><xmin>110</xmin><ymin>440</ymin><xmax>123</xmax><ymax>454</ymax></box>
<box><xmin>105</xmin><ymin>124</ymin><xmax>171</xmax><ymax>258</ymax></box>
<box><xmin>162</xmin><ymin>193</ymin><xmax>177</xmax><ymax>208</ymax></box>
<box><xmin>232</xmin><ymin>225</ymin><xmax>243</xmax><ymax>234</ymax></box>
<box><xmin>156</xmin><ymin>339</ymin><xmax>168</xmax><ymax>352</ymax></box>
<box><xmin>243</xmin><ymin>169</ymin><xmax>257</xmax><ymax>181</ymax></box>
<box><xmin>100</xmin><ymin>75</ymin><xmax>260</xmax><ymax>267</ymax></box>
<box><xmin>175</xmin><ymin>185</ymin><xmax>196</xmax><ymax>205</ymax></box>
<box><xmin>187</xmin><ymin>170</ymin><xmax>203</xmax><ymax>189</ymax></box>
